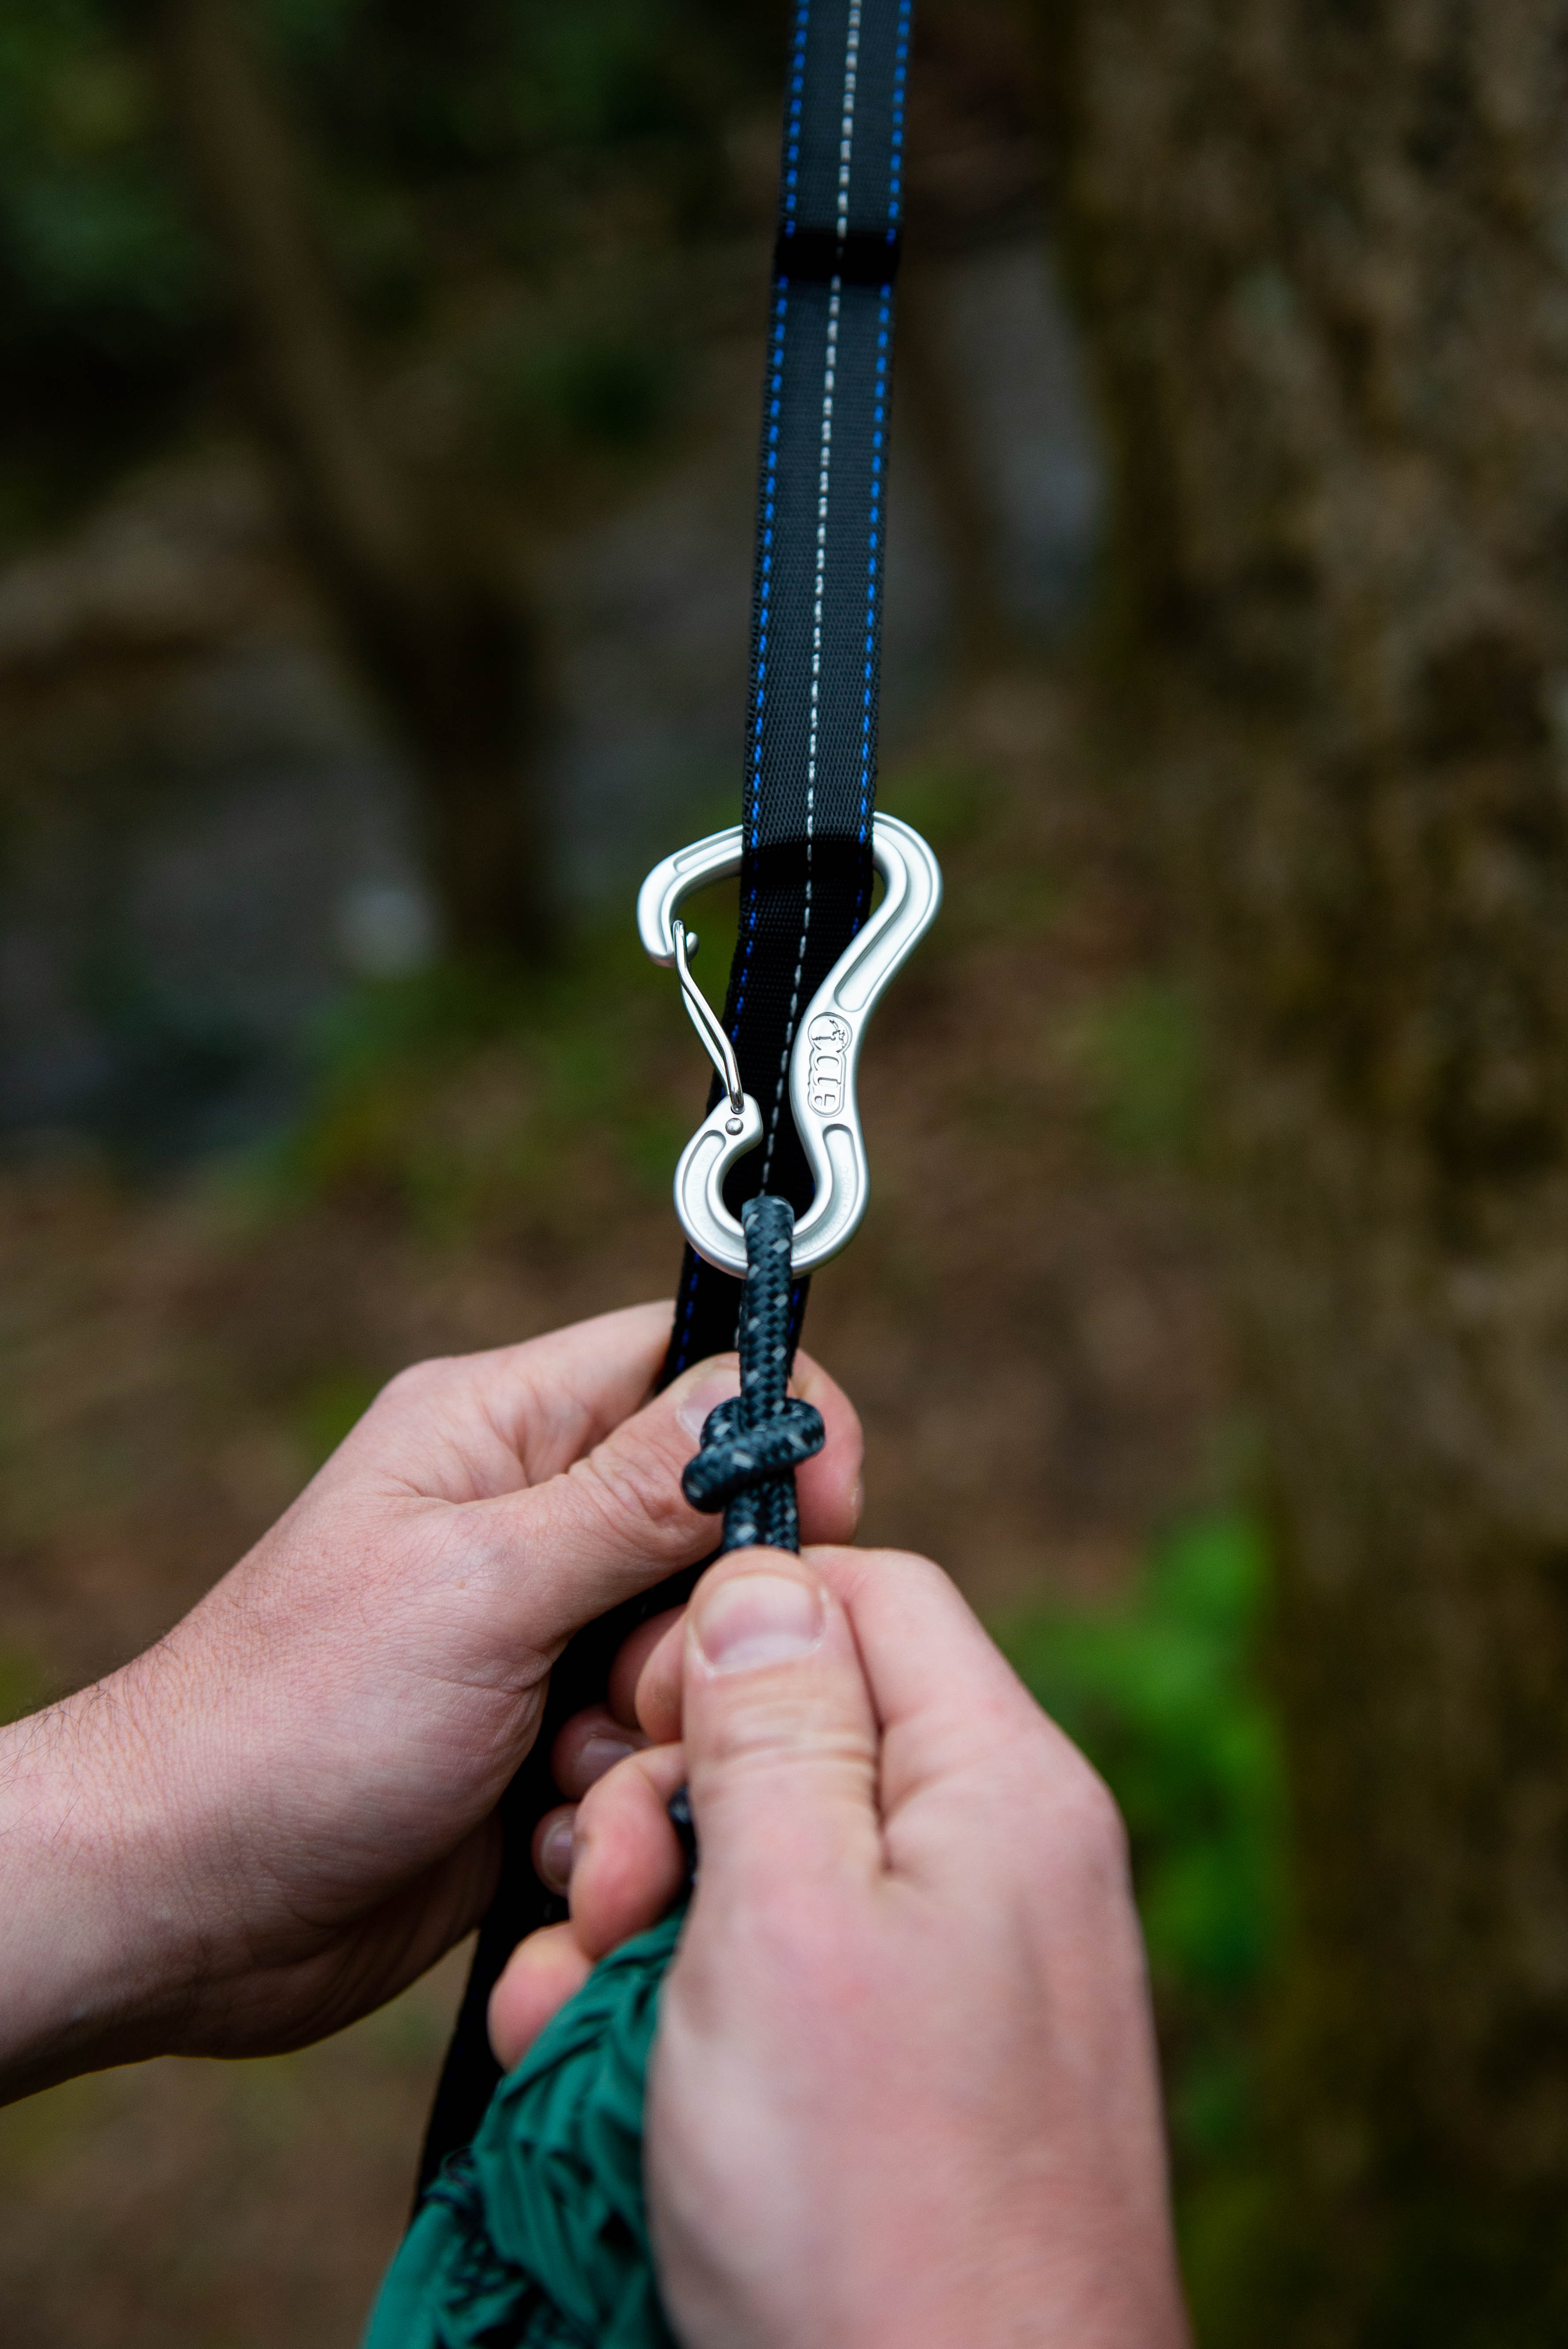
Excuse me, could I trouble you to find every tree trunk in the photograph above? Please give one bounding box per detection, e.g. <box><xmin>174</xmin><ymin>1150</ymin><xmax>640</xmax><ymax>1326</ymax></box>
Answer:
<box><xmin>1050</xmin><ymin>1</ymin><xmax>1568</xmax><ymax>2336</ymax></box>
<box><xmin>140</xmin><ymin>0</ymin><xmax>552</xmax><ymax>961</ymax></box>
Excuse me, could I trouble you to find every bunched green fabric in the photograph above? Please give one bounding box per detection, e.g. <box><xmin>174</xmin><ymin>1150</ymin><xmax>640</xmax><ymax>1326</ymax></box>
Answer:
<box><xmin>364</xmin><ymin>1905</ymin><xmax>685</xmax><ymax>2349</ymax></box>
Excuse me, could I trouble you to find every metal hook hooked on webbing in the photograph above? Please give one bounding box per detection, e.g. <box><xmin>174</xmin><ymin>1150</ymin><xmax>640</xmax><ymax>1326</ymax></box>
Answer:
<box><xmin>637</xmin><ymin>815</ymin><xmax>943</xmax><ymax>1278</ymax></box>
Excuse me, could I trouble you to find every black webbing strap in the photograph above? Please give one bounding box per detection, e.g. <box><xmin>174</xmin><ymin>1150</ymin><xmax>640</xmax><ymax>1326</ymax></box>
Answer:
<box><xmin>415</xmin><ymin>0</ymin><xmax>910</xmax><ymax>2195</ymax></box>
<box><xmin>664</xmin><ymin>0</ymin><xmax>909</xmax><ymax>1376</ymax></box>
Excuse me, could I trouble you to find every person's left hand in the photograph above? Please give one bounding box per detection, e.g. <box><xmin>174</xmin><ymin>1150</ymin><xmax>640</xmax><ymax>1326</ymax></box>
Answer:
<box><xmin>0</xmin><ymin>1302</ymin><xmax>861</xmax><ymax>2101</ymax></box>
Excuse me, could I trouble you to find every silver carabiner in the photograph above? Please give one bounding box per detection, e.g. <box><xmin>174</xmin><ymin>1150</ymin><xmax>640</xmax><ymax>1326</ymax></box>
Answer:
<box><xmin>636</xmin><ymin>814</ymin><xmax>943</xmax><ymax>1277</ymax></box>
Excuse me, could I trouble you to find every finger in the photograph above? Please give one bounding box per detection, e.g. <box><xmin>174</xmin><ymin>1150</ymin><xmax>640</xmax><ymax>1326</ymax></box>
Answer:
<box><xmin>568</xmin><ymin>1743</ymin><xmax>689</xmax><ymax>1959</ymax></box>
<box><xmin>789</xmin><ymin>1355</ymin><xmax>864</xmax><ymax>1547</ymax></box>
<box><xmin>340</xmin><ymin>1302</ymin><xmax>677</xmax><ymax>1502</ymax></box>
<box><xmin>807</xmin><ymin>1546</ymin><xmax>1106</xmax><ymax>1864</ymax></box>
<box><xmin>475</xmin><ymin>1351</ymin><xmax>863</xmax><ymax>1653</ymax></box>
<box><xmin>550</xmin><ymin>1705</ymin><xmax>649</xmax><ymax>1800</ymax></box>
<box><xmin>809</xmin><ymin>1545</ymin><xmax>1053</xmax><ymax>1766</ymax></box>
<box><xmin>608</xmin><ymin>1609</ymin><xmax>683</xmax><ymax>1728</ymax></box>
<box><xmin>633</xmin><ymin>1610</ymin><xmax>686</xmax><ymax>1744</ymax></box>
<box><xmin>639</xmin><ymin>1549</ymin><xmax>1038</xmax><ymax>1762</ymax></box>
<box><xmin>624</xmin><ymin>1346</ymin><xmax>862</xmax><ymax>1743</ymax></box>
<box><xmin>488</xmin><ymin>1924</ymin><xmax>593</xmax><ymax>2071</ymax></box>
<box><xmin>681</xmin><ymin>1548</ymin><xmax>882</xmax><ymax>1904</ymax></box>
<box><xmin>532</xmin><ymin>1804</ymin><xmax>576</xmax><ymax>1894</ymax></box>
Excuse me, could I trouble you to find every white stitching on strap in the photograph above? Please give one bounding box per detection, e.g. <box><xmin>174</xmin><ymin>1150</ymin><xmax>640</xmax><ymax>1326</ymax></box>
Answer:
<box><xmin>760</xmin><ymin>4</ymin><xmax>861</xmax><ymax>1187</ymax></box>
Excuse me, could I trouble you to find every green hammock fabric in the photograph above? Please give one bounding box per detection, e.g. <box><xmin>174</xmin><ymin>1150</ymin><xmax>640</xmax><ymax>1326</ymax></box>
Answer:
<box><xmin>365</xmin><ymin>1905</ymin><xmax>685</xmax><ymax>2349</ymax></box>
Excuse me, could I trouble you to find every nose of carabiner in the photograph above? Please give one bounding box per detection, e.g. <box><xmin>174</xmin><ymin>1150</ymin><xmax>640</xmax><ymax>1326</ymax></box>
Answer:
<box><xmin>637</xmin><ymin>815</ymin><xmax>942</xmax><ymax>1280</ymax></box>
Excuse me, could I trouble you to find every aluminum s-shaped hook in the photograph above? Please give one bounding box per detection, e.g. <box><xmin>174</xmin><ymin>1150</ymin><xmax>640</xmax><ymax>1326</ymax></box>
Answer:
<box><xmin>636</xmin><ymin>814</ymin><xmax>943</xmax><ymax>1277</ymax></box>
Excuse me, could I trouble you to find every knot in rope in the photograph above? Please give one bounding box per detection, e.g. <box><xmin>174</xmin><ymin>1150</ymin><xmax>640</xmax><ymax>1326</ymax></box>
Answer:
<box><xmin>680</xmin><ymin>1193</ymin><xmax>823</xmax><ymax>1552</ymax></box>
<box><xmin>680</xmin><ymin>1397</ymin><xmax>825</xmax><ymax>1523</ymax></box>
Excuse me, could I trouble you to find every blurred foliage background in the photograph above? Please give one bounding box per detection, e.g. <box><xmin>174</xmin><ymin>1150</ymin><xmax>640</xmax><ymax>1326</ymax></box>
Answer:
<box><xmin>13</xmin><ymin>0</ymin><xmax>1549</xmax><ymax>2342</ymax></box>
<box><xmin>0</xmin><ymin>0</ymin><xmax>761</xmax><ymax>530</ymax></box>
<box><xmin>0</xmin><ymin>3</ymin><xmax>1256</xmax><ymax>2338</ymax></box>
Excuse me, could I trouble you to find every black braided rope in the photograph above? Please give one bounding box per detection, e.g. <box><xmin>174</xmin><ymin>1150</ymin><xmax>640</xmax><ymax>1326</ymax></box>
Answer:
<box><xmin>670</xmin><ymin>1193</ymin><xmax>822</xmax><ymax>1867</ymax></box>
<box><xmin>683</xmin><ymin>1196</ymin><xmax>824</xmax><ymax>1554</ymax></box>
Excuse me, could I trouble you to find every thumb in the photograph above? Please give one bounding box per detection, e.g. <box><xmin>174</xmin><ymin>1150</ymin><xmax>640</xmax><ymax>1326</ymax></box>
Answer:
<box><xmin>485</xmin><ymin>1354</ymin><xmax>863</xmax><ymax>1656</ymax></box>
<box><xmin>681</xmin><ymin>1548</ymin><xmax>883</xmax><ymax>1900</ymax></box>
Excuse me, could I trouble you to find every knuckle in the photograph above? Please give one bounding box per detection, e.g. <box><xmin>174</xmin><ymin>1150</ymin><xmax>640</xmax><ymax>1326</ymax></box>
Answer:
<box><xmin>708</xmin><ymin>1700</ymin><xmax>876</xmax><ymax>1782</ymax></box>
<box><xmin>577</xmin><ymin>1746</ymin><xmax>650</xmax><ymax>1832</ymax></box>
<box><xmin>568</xmin><ymin>1427</ymin><xmax>691</xmax><ymax>1548</ymax></box>
<box><xmin>1048</xmin><ymin>1749</ymin><xmax>1130</xmax><ymax>1881</ymax></box>
<box><xmin>376</xmin><ymin>1355</ymin><xmax>460</xmax><ymax>1412</ymax></box>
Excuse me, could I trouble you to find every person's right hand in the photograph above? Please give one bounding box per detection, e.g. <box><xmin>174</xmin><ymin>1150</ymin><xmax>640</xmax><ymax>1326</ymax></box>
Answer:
<box><xmin>491</xmin><ymin>1545</ymin><xmax>1192</xmax><ymax>2349</ymax></box>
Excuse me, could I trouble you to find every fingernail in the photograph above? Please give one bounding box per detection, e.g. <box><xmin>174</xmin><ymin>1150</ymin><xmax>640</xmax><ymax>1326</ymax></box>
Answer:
<box><xmin>578</xmin><ymin>1734</ymin><xmax>637</xmax><ymax>1787</ymax></box>
<box><xmin>695</xmin><ymin>1572</ymin><xmax>825</xmax><ymax>1674</ymax></box>
<box><xmin>676</xmin><ymin>1367</ymin><xmax>741</xmax><ymax>1445</ymax></box>
<box><xmin>538</xmin><ymin>1815</ymin><xmax>575</xmax><ymax>1891</ymax></box>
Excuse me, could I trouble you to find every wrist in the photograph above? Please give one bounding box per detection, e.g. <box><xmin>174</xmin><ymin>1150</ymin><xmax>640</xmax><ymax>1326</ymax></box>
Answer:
<box><xmin>0</xmin><ymin>1653</ymin><xmax>210</xmax><ymax>2099</ymax></box>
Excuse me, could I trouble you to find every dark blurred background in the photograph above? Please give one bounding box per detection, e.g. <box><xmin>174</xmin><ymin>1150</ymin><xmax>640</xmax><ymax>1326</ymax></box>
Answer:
<box><xmin>5</xmin><ymin>0</ymin><xmax>1565</xmax><ymax>2341</ymax></box>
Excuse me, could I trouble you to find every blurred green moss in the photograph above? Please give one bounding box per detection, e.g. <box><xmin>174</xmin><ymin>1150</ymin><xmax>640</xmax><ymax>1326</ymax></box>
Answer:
<box><xmin>496</xmin><ymin>330</ymin><xmax>673</xmax><ymax>455</ymax></box>
<box><xmin>290</xmin><ymin>1370</ymin><xmax>387</xmax><ymax>1471</ymax></box>
<box><xmin>994</xmin><ymin>1512</ymin><xmax>1282</xmax><ymax>2316</ymax></box>
<box><xmin>1075</xmin><ymin>978</ymin><xmax>1203</xmax><ymax>1164</ymax></box>
<box><xmin>274</xmin><ymin>917</ymin><xmax>690</xmax><ymax>1242</ymax></box>
<box><xmin>0</xmin><ymin>1646</ymin><xmax>51</xmax><ymax>1729</ymax></box>
<box><xmin>879</xmin><ymin>761</ymin><xmax>993</xmax><ymax>852</ymax></box>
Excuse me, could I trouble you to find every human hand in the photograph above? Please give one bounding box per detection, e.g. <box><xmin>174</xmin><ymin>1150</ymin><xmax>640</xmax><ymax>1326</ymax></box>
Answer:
<box><xmin>0</xmin><ymin>1303</ymin><xmax>861</xmax><ymax>2100</ymax></box>
<box><xmin>491</xmin><ymin>1546</ymin><xmax>1190</xmax><ymax>2349</ymax></box>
